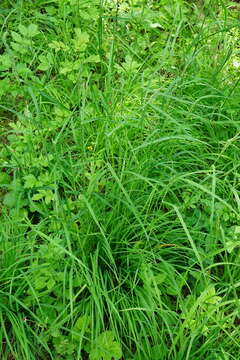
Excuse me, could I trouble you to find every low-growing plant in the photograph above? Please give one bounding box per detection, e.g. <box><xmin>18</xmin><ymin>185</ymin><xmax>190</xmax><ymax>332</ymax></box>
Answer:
<box><xmin>1</xmin><ymin>0</ymin><xmax>240</xmax><ymax>359</ymax></box>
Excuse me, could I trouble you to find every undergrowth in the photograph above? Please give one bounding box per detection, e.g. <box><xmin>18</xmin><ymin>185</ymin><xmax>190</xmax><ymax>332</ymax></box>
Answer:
<box><xmin>1</xmin><ymin>0</ymin><xmax>240</xmax><ymax>359</ymax></box>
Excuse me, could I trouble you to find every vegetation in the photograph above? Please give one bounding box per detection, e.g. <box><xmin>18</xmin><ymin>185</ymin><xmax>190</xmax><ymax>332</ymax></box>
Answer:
<box><xmin>1</xmin><ymin>0</ymin><xmax>240</xmax><ymax>359</ymax></box>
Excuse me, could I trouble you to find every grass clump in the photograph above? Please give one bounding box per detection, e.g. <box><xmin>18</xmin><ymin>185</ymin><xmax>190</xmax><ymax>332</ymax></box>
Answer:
<box><xmin>1</xmin><ymin>0</ymin><xmax>240</xmax><ymax>359</ymax></box>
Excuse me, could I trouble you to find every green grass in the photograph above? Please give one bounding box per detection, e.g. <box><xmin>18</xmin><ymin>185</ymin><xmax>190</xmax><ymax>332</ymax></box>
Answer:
<box><xmin>1</xmin><ymin>0</ymin><xmax>240</xmax><ymax>359</ymax></box>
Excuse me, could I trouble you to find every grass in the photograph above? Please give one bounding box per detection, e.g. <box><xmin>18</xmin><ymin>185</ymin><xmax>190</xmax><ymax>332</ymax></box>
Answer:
<box><xmin>1</xmin><ymin>0</ymin><xmax>240</xmax><ymax>359</ymax></box>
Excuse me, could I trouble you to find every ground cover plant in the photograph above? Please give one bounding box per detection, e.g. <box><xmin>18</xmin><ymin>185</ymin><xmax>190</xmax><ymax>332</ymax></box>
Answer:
<box><xmin>1</xmin><ymin>0</ymin><xmax>240</xmax><ymax>359</ymax></box>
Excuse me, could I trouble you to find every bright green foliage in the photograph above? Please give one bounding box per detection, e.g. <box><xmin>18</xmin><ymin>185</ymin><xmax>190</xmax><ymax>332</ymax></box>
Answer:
<box><xmin>89</xmin><ymin>331</ymin><xmax>122</xmax><ymax>360</ymax></box>
<box><xmin>1</xmin><ymin>0</ymin><xmax>240</xmax><ymax>359</ymax></box>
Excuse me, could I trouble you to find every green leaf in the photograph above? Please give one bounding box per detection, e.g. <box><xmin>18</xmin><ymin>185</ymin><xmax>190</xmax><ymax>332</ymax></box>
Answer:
<box><xmin>73</xmin><ymin>29</ymin><xmax>89</xmax><ymax>52</ymax></box>
<box><xmin>27</xmin><ymin>23</ymin><xmax>39</xmax><ymax>37</ymax></box>
<box><xmin>89</xmin><ymin>331</ymin><xmax>122</xmax><ymax>360</ymax></box>
<box><xmin>24</xmin><ymin>174</ymin><xmax>37</xmax><ymax>189</ymax></box>
<box><xmin>47</xmin><ymin>278</ymin><xmax>56</xmax><ymax>290</ymax></box>
<box><xmin>38</xmin><ymin>54</ymin><xmax>53</xmax><ymax>71</ymax></box>
<box><xmin>34</xmin><ymin>276</ymin><xmax>47</xmax><ymax>290</ymax></box>
<box><xmin>11</xmin><ymin>42</ymin><xmax>27</xmax><ymax>54</ymax></box>
<box><xmin>234</xmin><ymin>226</ymin><xmax>240</xmax><ymax>235</ymax></box>
<box><xmin>10</xmin><ymin>208</ymin><xmax>27</xmax><ymax>221</ymax></box>
<box><xmin>44</xmin><ymin>190</ymin><xmax>54</xmax><ymax>204</ymax></box>
<box><xmin>72</xmin><ymin>315</ymin><xmax>91</xmax><ymax>340</ymax></box>
<box><xmin>49</xmin><ymin>40</ymin><xmax>69</xmax><ymax>52</ymax></box>
<box><xmin>15</xmin><ymin>63</ymin><xmax>32</xmax><ymax>76</ymax></box>
<box><xmin>53</xmin><ymin>336</ymin><xmax>75</xmax><ymax>355</ymax></box>
<box><xmin>18</xmin><ymin>23</ymin><xmax>39</xmax><ymax>38</ymax></box>
<box><xmin>154</xmin><ymin>273</ymin><xmax>167</xmax><ymax>285</ymax></box>
<box><xmin>74</xmin><ymin>315</ymin><xmax>91</xmax><ymax>331</ymax></box>
<box><xmin>0</xmin><ymin>79</ymin><xmax>11</xmax><ymax>97</ymax></box>
<box><xmin>32</xmin><ymin>190</ymin><xmax>54</xmax><ymax>204</ymax></box>
<box><xmin>84</xmin><ymin>55</ymin><xmax>101</xmax><ymax>63</ymax></box>
<box><xmin>59</xmin><ymin>61</ymin><xmax>74</xmax><ymax>74</ymax></box>
<box><xmin>0</xmin><ymin>54</ymin><xmax>12</xmax><ymax>71</ymax></box>
<box><xmin>38</xmin><ymin>63</ymin><xmax>50</xmax><ymax>71</ymax></box>
<box><xmin>122</xmin><ymin>55</ymin><xmax>140</xmax><ymax>72</ymax></box>
<box><xmin>11</xmin><ymin>31</ymin><xmax>22</xmax><ymax>43</ymax></box>
<box><xmin>202</xmin><ymin>286</ymin><xmax>222</xmax><ymax>305</ymax></box>
<box><xmin>226</xmin><ymin>240</ymin><xmax>240</xmax><ymax>253</ymax></box>
<box><xmin>50</xmin><ymin>327</ymin><xmax>61</xmax><ymax>338</ymax></box>
<box><xmin>0</xmin><ymin>172</ymin><xmax>11</xmax><ymax>185</ymax></box>
<box><xmin>32</xmin><ymin>191</ymin><xmax>45</xmax><ymax>201</ymax></box>
<box><xmin>3</xmin><ymin>191</ymin><xmax>19</xmax><ymax>208</ymax></box>
<box><xmin>18</xmin><ymin>24</ymin><xmax>28</xmax><ymax>37</ymax></box>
